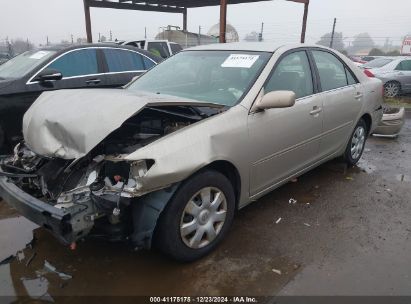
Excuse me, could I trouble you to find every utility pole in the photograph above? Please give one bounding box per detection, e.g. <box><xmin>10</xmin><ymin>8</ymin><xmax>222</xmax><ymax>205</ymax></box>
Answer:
<box><xmin>198</xmin><ymin>26</ymin><xmax>202</xmax><ymax>45</ymax></box>
<box><xmin>71</xmin><ymin>34</ymin><xmax>74</xmax><ymax>44</ymax></box>
<box><xmin>46</xmin><ymin>36</ymin><xmax>49</xmax><ymax>46</ymax></box>
<box><xmin>330</xmin><ymin>18</ymin><xmax>337</xmax><ymax>48</ymax></box>
<box><xmin>109</xmin><ymin>30</ymin><xmax>112</xmax><ymax>41</ymax></box>
<box><xmin>144</xmin><ymin>27</ymin><xmax>147</xmax><ymax>39</ymax></box>
<box><xmin>98</xmin><ymin>32</ymin><xmax>101</xmax><ymax>42</ymax></box>
<box><xmin>259</xmin><ymin>22</ymin><xmax>264</xmax><ymax>42</ymax></box>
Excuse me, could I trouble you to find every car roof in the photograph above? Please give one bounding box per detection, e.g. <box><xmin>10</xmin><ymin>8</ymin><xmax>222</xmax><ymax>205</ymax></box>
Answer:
<box><xmin>35</xmin><ymin>43</ymin><xmax>161</xmax><ymax>62</ymax></box>
<box><xmin>186</xmin><ymin>42</ymin><xmax>331</xmax><ymax>53</ymax></box>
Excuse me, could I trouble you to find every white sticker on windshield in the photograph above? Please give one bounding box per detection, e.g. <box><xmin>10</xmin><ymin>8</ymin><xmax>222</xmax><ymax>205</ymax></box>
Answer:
<box><xmin>221</xmin><ymin>54</ymin><xmax>260</xmax><ymax>68</ymax></box>
<box><xmin>29</xmin><ymin>51</ymin><xmax>50</xmax><ymax>60</ymax></box>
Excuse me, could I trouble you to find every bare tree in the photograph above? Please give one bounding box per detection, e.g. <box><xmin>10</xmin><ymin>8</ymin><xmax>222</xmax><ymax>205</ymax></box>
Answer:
<box><xmin>316</xmin><ymin>32</ymin><xmax>345</xmax><ymax>51</ymax></box>
<box><xmin>11</xmin><ymin>38</ymin><xmax>34</xmax><ymax>55</ymax></box>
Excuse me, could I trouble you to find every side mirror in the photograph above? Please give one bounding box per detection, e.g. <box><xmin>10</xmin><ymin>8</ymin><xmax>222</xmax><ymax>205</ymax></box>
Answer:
<box><xmin>35</xmin><ymin>68</ymin><xmax>63</xmax><ymax>82</ymax></box>
<box><xmin>253</xmin><ymin>91</ymin><xmax>296</xmax><ymax>111</ymax></box>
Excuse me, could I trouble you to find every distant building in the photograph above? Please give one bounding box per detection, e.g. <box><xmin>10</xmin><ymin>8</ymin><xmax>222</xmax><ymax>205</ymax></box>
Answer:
<box><xmin>401</xmin><ymin>35</ymin><xmax>411</xmax><ymax>55</ymax></box>
<box><xmin>207</xmin><ymin>23</ymin><xmax>239</xmax><ymax>43</ymax></box>
<box><xmin>155</xmin><ymin>26</ymin><xmax>217</xmax><ymax>48</ymax></box>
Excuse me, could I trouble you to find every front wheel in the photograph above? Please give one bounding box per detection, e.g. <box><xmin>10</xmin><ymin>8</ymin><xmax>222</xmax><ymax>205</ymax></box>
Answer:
<box><xmin>344</xmin><ymin>119</ymin><xmax>367</xmax><ymax>166</ymax></box>
<box><xmin>154</xmin><ymin>170</ymin><xmax>235</xmax><ymax>262</ymax></box>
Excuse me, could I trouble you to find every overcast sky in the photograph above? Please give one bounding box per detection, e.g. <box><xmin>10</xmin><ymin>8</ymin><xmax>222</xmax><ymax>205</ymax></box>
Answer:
<box><xmin>1</xmin><ymin>0</ymin><xmax>410</xmax><ymax>46</ymax></box>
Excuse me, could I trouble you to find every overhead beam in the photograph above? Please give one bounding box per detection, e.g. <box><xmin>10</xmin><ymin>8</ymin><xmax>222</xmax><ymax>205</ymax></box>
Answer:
<box><xmin>86</xmin><ymin>0</ymin><xmax>185</xmax><ymax>13</ymax></box>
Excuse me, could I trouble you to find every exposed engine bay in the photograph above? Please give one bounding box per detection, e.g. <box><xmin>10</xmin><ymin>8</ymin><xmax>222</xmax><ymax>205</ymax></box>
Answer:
<box><xmin>0</xmin><ymin>105</ymin><xmax>221</xmax><ymax>246</ymax></box>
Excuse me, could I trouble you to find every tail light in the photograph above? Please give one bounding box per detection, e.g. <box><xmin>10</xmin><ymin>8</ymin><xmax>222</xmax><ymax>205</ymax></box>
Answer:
<box><xmin>364</xmin><ymin>69</ymin><xmax>375</xmax><ymax>78</ymax></box>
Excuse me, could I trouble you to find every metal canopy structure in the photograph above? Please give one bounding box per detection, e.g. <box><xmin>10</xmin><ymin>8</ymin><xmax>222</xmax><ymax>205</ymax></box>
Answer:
<box><xmin>83</xmin><ymin>0</ymin><xmax>310</xmax><ymax>44</ymax></box>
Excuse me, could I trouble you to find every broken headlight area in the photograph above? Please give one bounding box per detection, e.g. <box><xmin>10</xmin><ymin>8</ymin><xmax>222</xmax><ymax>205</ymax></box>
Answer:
<box><xmin>0</xmin><ymin>104</ymin><xmax>219</xmax><ymax>246</ymax></box>
<box><xmin>0</xmin><ymin>143</ymin><xmax>157</xmax><ymax>244</ymax></box>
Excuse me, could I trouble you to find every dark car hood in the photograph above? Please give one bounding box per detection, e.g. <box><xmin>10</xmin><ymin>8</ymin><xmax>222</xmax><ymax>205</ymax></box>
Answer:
<box><xmin>23</xmin><ymin>88</ymin><xmax>223</xmax><ymax>159</ymax></box>
<box><xmin>0</xmin><ymin>78</ymin><xmax>17</xmax><ymax>91</ymax></box>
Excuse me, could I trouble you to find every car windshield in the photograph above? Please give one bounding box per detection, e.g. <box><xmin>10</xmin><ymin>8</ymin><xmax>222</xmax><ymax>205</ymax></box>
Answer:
<box><xmin>363</xmin><ymin>58</ymin><xmax>393</xmax><ymax>69</ymax></box>
<box><xmin>127</xmin><ymin>50</ymin><xmax>272</xmax><ymax>106</ymax></box>
<box><xmin>0</xmin><ymin>49</ymin><xmax>56</xmax><ymax>79</ymax></box>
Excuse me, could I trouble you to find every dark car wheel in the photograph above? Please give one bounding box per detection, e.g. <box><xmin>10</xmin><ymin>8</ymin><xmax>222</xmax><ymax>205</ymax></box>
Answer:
<box><xmin>344</xmin><ymin>119</ymin><xmax>367</xmax><ymax>166</ymax></box>
<box><xmin>154</xmin><ymin>170</ymin><xmax>235</xmax><ymax>262</ymax></box>
<box><xmin>384</xmin><ymin>81</ymin><xmax>401</xmax><ymax>98</ymax></box>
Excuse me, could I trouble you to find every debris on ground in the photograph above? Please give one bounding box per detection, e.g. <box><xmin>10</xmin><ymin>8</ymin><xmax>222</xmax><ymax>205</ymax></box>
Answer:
<box><xmin>275</xmin><ymin>218</ymin><xmax>282</xmax><ymax>224</ymax></box>
<box><xmin>289</xmin><ymin>198</ymin><xmax>297</xmax><ymax>205</ymax></box>
<box><xmin>36</xmin><ymin>260</ymin><xmax>73</xmax><ymax>280</ymax></box>
<box><xmin>303</xmin><ymin>223</ymin><xmax>311</xmax><ymax>227</ymax></box>
<box><xmin>291</xmin><ymin>178</ymin><xmax>298</xmax><ymax>183</ymax></box>
<box><xmin>272</xmin><ymin>268</ymin><xmax>282</xmax><ymax>275</ymax></box>
<box><xmin>345</xmin><ymin>177</ymin><xmax>354</xmax><ymax>181</ymax></box>
<box><xmin>293</xmin><ymin>264</ymin><xmax>301</xmax><ymax>270</ymax></box>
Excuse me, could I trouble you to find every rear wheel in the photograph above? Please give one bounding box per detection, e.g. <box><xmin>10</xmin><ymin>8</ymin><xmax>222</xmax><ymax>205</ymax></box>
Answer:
<box><xmin>384</xmin><ymin>81</ymin><xmax>401</xmax><ymax>98</ymax></box>
<box><xmin>154</xmin><ymin>170</ymin><xmax>235</xmax><ymax>262</ymax></box>
<box><xmin>344</xmin><ymin>119</ymin><xmax>367</xmax><ymax>166</ymax></box>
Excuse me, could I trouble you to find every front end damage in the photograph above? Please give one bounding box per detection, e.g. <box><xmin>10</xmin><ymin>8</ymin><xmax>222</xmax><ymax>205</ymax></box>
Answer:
<box><xmin>0</xmin><ymin>102</ymin><xmax>222</xmax><ymax>249</ymax></box>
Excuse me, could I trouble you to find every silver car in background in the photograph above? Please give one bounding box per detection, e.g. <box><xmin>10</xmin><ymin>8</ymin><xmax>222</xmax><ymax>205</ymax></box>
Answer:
<box><xmin>362</xmin><ymin>56</ymin><xmax>411</xmax><ymax>97</ymax></box>
<box><xmin>0</xmin><ymin>43</ymin><xmax>383</xmax><ymax>261</ymax></box>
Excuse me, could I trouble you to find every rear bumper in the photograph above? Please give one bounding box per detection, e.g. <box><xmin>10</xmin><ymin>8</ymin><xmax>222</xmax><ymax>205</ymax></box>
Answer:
<box><xmin>373</xmin><ymin>107</ymin><xmax>405</xmax><ymax>136</ymax></box>
<box><xmin>0</xmin><ymin>176</ymin><xmax>73</xmax><ymax>244</ymax></box>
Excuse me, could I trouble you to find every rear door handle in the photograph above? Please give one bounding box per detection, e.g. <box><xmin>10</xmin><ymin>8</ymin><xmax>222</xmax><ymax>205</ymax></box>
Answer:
<box><xmin>85</xmin><ymin>78</ymin><xmax>101</xmax><ymax>85</ymax></box>
<box><xmin>310</xmin><ymin>107</ymin><xmax>322</xmax><ymax>116</ymax></box>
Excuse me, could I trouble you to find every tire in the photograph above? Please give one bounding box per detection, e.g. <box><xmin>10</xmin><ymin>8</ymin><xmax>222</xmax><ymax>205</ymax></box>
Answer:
<box><xmin>384</xmin><ymin>81</ymin><xmax>401</xmax><ymax>98</ymax></box>
<box><xmin>154</xmin><ymin>170</ymin><xmax>236</xmax><ymax>262</ymax></box>
<box><xmin>344</xmin><ymin>119</ymin><xmax>367</xmax><ymax>166</ymax></box>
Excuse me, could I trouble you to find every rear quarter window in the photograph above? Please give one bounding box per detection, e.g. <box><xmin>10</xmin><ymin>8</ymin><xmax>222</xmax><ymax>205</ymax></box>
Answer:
<box><xmin>103</xmin><ymin>49</ymin><xmax>145</xmax><ymax>72</ymax></box>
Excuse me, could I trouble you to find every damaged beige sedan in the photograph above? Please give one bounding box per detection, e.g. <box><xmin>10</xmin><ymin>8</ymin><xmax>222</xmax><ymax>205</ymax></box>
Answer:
<box><xmin>0</xmin><ymin>43</ymin><xmax>383</xmax><ymax>261</ymax></box>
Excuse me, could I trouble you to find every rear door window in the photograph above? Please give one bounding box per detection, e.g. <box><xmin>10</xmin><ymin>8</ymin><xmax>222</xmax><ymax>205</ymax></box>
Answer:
<box><xmin>265</xmin><ymin>51</ymin><xmax>314</xmax><ymax>99</ymax></box>
<box><xmin>103</xmin><ymin>49</ymin><xmax>145</xmax><ymax>72</ymax></box>
<box><xmin>48</xmin><ymin>49</ymin><xmax>98</xmax><ymax>78</ymax></box>
<box><xmin>312</xmin><ymin>50</ymin><xmax>349</xmax><ymax>91</ymax></box>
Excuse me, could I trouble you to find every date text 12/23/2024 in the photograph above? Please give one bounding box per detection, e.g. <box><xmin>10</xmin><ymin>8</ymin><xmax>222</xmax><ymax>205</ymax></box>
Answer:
<box><xmin>150</xmin><ymin>297</ymin><xmax>259</xmax><ymax>303</ymax></box>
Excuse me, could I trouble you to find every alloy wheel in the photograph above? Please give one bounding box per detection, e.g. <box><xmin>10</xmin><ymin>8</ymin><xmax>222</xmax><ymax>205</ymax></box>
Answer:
<box><xmin>351</xmin><ymin>126</ymin><xmax>366</xmax><ymax>160</ymax></box>
<box><xmin>385</xmin><ymin>82</ymin><xmax>400</xmax><ymax>98</ymax></box>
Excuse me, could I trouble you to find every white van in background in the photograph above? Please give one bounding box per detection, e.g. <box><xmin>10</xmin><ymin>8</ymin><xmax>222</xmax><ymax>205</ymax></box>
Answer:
<box><xmin>116</xmin><ymin>40</ymin><xmax>183</xmax><ymax>58</ymax></box>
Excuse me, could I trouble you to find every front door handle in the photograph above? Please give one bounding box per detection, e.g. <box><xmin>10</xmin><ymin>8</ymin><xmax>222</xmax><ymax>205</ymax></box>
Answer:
<box><xmin>355</xmin><ymin>93</ymin><xmax>363</xmax><ymax>100</ymax></box>
<box><xmin>85</xmin><ymin>78</ymin><xmax>101</xmax><ymax>85</ymax></box>
<box><xmin>310</xmin><ymin>106</ymin><xmax>322</xmax><ymax>116</ymax></box>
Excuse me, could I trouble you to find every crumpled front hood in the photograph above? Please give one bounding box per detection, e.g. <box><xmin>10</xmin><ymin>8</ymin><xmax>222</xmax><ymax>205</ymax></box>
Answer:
<box><xmin>23</xmin><ymin>88</ymin><xmax>220</xmax><ymax>159</ymax></box>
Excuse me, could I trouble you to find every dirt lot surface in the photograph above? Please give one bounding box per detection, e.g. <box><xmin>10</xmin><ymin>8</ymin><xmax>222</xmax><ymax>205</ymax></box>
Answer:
<box><xmin>0</xmin><ymin>112</ymin><xmax>410</xmax><ymax>301</ymax></box>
